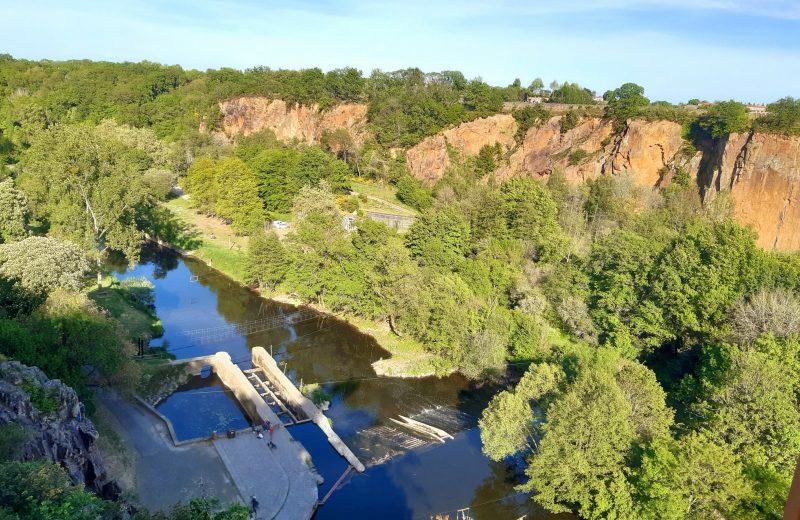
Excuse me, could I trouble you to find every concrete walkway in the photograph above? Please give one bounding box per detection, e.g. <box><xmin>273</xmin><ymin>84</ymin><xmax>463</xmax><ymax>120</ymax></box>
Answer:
<box><xmin>95</xmin><ymin>388</ymin><xmax>240</xmax><ymax>511</ymax></box>
<box><xmin>214</xmin><ymin>427</ymin><xmax>319</xmax><ymax>519</ymax></box>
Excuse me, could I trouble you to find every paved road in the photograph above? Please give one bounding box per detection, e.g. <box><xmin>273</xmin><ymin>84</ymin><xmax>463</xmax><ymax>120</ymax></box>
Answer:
<box><xmin>95</xmin><ymin>388</ymin><xmax>241</xmax><ymax>511</ymax></box>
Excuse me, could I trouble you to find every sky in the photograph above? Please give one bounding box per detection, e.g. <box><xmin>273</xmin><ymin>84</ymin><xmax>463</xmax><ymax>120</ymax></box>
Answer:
<box><xmin>1</xmin><ymin>0</ymin><xmax>799</xmax><ymax>103</ymax></box>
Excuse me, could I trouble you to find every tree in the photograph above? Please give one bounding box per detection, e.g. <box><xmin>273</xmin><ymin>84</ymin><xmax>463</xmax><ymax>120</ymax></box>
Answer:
<box><xmin>549</xmin><ymin>82</ymin><xmax>594</xmax><ymax>105</ymax></box>
<box><xmin>184</xmin><ymin>157</ymin><xmax>219</xmax><ymax>213</ymax></box>
<box><xmin>604</xmin><ymin>83</ymin><xmax>650</xmax><ymax>122</ymax></box>
<box><xmin>480</xmin><ymin>363</ymin><xmax>563</xmax><ymax>460</ymax></box>
<box><xmin>635</xmin><ymin>433</ymin><xmax>752</xmax><ymax>519</ymax></box>
<box><xmin>246</xmin><ymin>231</ymin><xmax>287</xmax><ymax>291</ymax></box>
<box><xmin>395</xmin><ymin>177</ymin><xmax>432</xmax><ymax>213</ymax></box>
<box><xmin>0</xmin><ymin>179</ymin><xmax>30</xmax><ymax>243</ymax></box>
<box><xmin>21</xmin><ymin>124</ymin><xmax>152</xmax><ymax>286</ymax></box>
<box><xmin>522</xmin><ymin>369</ymin><xmax>636</xmax><ymax>518</ymax></box>
<box><xmin>529</xmin><ymin>77</ymin><xmax>544</xmax><ymax>91</ymax></box>
<box><xmin>696</xmin><ymin>349</ymin><xmax>800</xmax><ymax>480</ymax></box>
<box><xmin>731</xmin><ymin>288</ymin><xmax>800</xmax><ymax>345</ymax></box>
<box><xmin>500</xmin><ymin>177</ymin><xmax>568</xmax><ymax>262</ymax></box>
<box><xmin>405</xmin><ymin>205</ymin><xmax>470</xmax><ymax>269</ymax></box>
<box><xmin>697</xmin><ymin>101</ymin><xmax>750</xmax><ymax>138</ymax></box>
<box><xmin>644</xmin><ymin>220</ymin><xmax>761</xmax><ymax>345</ymax></box>
<box><xmin>213</xmin><ymin>157</ymin><xmax>264</xmax><ymax>234</ymax></box>
<box><xmin>755</xmin><ymin>96</ymin><xmax>800</xmax><ymax>135</ymax></box>
<box><xmin>549</xmin><ymin>80</ymin><xmax>560</xmax><ymax>91</ymax></box>
<box><xmin>0</xmin><ymin>237</ymin><xmax>89</xmax><ymax>295</ymax></box>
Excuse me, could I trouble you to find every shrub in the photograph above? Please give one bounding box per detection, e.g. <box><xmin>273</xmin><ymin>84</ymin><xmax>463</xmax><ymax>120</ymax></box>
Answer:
<box><xmin>568</xmin><ymin>149</ymin><xmax>589</xmax><ymax>166</ymax></box>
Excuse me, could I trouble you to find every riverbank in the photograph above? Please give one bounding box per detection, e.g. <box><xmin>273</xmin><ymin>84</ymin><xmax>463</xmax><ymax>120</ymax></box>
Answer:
<box><xmin>89</xmin><ymin>276</ymin><xmax>163</xmax><ymax>342</ymax></box>
<box><xmin>160</xmin><ymin>200</ymin><xmax>452</xmax><ymax>378</ymax></box>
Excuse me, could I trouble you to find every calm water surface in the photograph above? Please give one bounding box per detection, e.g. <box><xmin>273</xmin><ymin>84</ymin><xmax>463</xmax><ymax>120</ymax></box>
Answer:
<box><xmin>112</xmin><ymin>247</ymin><xmax>570</xmax><ymax>520</ymax></box>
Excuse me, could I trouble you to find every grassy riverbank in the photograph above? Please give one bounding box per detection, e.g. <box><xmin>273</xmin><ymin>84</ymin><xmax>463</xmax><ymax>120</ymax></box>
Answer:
<box><xmin>164</xmin><ymin>197</ymin><xmax>249</xmax><ymax>283</ymax></box>
<box><xmin>89</xmin><ymin>277</ymin><xmax>163</xmax><ymax>342</ymax></box>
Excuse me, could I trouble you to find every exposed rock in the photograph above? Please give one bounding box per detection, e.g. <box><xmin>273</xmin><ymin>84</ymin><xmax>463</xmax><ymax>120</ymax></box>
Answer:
<box><xmin>218</xmin><ymin>97</ymin><xmax>368</xmax><ymax>144</ymax></box>
<box><xmin>700</xmin><ymin>132</ymin><xmax>800</xmax><ymax>251</ymax></box>
<box><xmin>495</xmin><ymin>116</ymin><xmax>614</xmax><ymax>183</ymax></box>
<box><xmin>0</xmin><ymin>361</ymin><xmax>121</xmax><ymax>500</ymax></box>
<box><xmin>601</xmin><ymin>119</ymin><xmax>688</xmax><ymax>186</ymax></box>
<box><xmin>406</xmin><ymin>114</ymin><xmax>517</xmax><ymax>182</ymax></box>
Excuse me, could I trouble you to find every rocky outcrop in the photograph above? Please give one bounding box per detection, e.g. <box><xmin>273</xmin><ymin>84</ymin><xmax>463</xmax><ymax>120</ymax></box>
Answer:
<box><xmin>495</xmin><ymin>116</ymin><xmax>614</xmax><ymax>183</ymax></box>
<box><xmin>406</xmin><ymin>113</ymin><xmax>800</xmax><ymax>252</ymax></box>
<box><xmin>700</xmin><ymin>132</ymin><xmax>800</xmax><ymax>250</ymax></box>
<box><xmin>408</xmin><ymin>115</ymin><xmax>690</xmax><ymax>188</ymax></box>
<box><xmin>218</xmin><ymin>97</ymin><xmax>368</xmax><ymax>144</ymax></box>
<box><xmin>0</xmin><ymin>361</ymin><xmax>120</xmax><ymax>499</ymax></box>
<box><xmin>495</xmin><ymin>117</ymin><xmax>690</xmax><ymax>187</ymax></box>
<box><xmin>406</xmin><ymin>114</ymin><xmax>518</xmax><ymax>182</ymax></box>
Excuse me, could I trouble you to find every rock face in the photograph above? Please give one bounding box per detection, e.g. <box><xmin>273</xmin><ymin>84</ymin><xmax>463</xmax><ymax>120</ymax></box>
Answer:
<box><xmin>0</xmin><ymin>361</ymin><xmax>120</xmax><ymax>499</ymax></box>
<box><xmin>219</xmin><ymin>97</ymin><xmax>368</xmax><ymax>144</ymax></box>
<box><xmin>406</xmin><ymin>113</ymin><xmax>800</xmax><ymax>252</ymax></box>
<box><xmin>406</xmin><ymin>114</ymin><xmax>518</xmax><ymax>182</ymax></box>
<box><xmin>700</xmin><ymin>132</ymin><xmax>800</xmax><ymax>250</ymax></box>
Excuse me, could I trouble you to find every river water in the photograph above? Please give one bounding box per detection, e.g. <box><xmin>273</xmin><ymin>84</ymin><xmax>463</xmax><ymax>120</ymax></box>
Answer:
<box><xmin>111</xmin><ymin>247</ymin><xmax>569</xmax><ymax>519</ymax></box>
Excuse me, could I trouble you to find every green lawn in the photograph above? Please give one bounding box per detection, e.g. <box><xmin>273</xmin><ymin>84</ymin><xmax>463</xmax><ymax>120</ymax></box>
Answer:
<box><xmin>89</xmin><ymin>284</ymin><xmax>162</xmax><ymax>341</ymax></box>
<box><xmin>350</xmin><ymin>179</ymin><xmax>418</xmax><ymax>217</ymax></box>
<box><xmin>164</xmin><ymin>198</ymin><xmax>249</xmax><ymax>283</ymax></box>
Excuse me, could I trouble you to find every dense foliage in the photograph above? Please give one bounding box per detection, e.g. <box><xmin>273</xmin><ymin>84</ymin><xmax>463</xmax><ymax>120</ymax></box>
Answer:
<box><xmin>1</xmin><ymin>55</ymin><xmax>799</xmax><ymax>520</ymax></box>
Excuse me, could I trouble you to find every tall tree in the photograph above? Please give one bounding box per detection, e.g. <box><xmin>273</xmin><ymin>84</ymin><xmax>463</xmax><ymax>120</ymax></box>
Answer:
<box><xmin>0</xmin><ymin>179</ymin><xmax>30</xmax><ymax>243</ymax></box>
<box><xmin>21</xmin><ymin>124</ymin><xmax>152</xmax><ymax>285</ymax></box>
<box><xmin>213</xmin><ymin>157</ymin><xmax>265</xmax><ymax>234</ymax></box>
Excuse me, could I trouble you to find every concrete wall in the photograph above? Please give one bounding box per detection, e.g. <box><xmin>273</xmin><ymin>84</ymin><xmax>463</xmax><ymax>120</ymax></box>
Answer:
<box><xmin>210</xmin><ymin>352</ymin><xmax>273</xmax><ymax>425</ymax></box>
<box><xmin>252</xmin><ymin>347</ymin><xmax>365</xmax><ymax>472</ymax></box>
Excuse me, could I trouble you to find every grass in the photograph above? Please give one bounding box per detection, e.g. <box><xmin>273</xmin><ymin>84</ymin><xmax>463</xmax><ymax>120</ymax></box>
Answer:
<box><xmin>164</xmin><ymin>198</ymin><xmax>249</xmax><ymax>283</ymax></box>
<box><xmin>350</xmin><ymin>179</ymin><xmax>418</xmax><ymax>217</ymax></box>
<box><xmin>136</xmin><ymin>360</ymin><xmax>191</xmax><ymax>404</ymax></box>
<box><xmin>89</xmin><ymin>281</ymin><xmax>162</xmax><ymax>341</ymax></box>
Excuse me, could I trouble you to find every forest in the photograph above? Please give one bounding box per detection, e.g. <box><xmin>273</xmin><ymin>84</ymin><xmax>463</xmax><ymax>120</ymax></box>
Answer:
<box><xmin>0</xmin><ymin>55</ymin><xmax>799</xmax><ymax>519</ymax></box>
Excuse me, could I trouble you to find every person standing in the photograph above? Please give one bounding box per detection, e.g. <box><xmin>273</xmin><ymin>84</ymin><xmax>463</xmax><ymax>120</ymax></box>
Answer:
<box><xmin>267</xmin><ymin>423</ymin><xmax>276</xmax><ymax>449</ymax></box>
<box><xmin>251</xmin><ymin>495</ymin><xmax>259</xmax><ymax>518</ymax></box>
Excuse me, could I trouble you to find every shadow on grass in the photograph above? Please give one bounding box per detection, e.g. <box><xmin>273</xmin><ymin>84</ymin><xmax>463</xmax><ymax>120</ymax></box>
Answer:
<box><xmin>144</xmin><ymin>205</ymin><xmax>204</xmax><ymax>251</ymax></box>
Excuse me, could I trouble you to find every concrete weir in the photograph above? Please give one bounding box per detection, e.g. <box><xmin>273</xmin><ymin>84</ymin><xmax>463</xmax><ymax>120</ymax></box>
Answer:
<box><xmin>251</xmin><ymin>347</ymin><xmax>365</xmax><ymax>472</ymax></box>
<box><xmin>209</xmin><ymin>352</ymin><xmax>319</xmax><ymax>519</ymax></box>
<box><xmin>196</xmin><ymin>349</ymin><xmax>364</xmax><ymax>518</ymax></box>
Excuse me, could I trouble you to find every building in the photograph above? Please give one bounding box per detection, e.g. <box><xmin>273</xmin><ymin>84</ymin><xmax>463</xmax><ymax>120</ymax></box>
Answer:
<box><xmin>746</xmin><ymin>103</ymin><xmax>768</xmax><ymax>114</ymax></box>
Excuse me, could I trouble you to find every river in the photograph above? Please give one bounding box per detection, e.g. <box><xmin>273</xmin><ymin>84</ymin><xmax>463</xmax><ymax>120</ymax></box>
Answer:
<box><xmin>110</xmin><ymin>246</ymin><xmax>569</xmax><ymax>519</ymax></box>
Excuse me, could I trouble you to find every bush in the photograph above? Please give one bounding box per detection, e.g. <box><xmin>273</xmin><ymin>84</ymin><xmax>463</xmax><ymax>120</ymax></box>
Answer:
<box><xmin>696</xmin><ymin>100</ymin><xmax>750</xmax><ymax>138</ymax></box>
<box><xmin>560</xmin><ymin>111</ymin><xmax>580</xmax><ymax>133</ymax></box>
<box><xmin>513</xmin><ymin>105</ymin><xmax>550</xmax><ymax>141</ymax></box>
<box><xmin>568</xmin><ymin>149</ymin><xmax>589</xmax><ymax>166</ymax></box>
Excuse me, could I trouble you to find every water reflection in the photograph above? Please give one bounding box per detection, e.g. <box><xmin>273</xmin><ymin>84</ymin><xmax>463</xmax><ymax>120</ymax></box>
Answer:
<box><xmin>155</xmin><ymin>374</ymin><xmax>251</xmax><ymax>441</ymax></box>
<box><xmin>110</xmin><ymin>246</ymin><xmax>570</xmax><ymax>519</ymax></box>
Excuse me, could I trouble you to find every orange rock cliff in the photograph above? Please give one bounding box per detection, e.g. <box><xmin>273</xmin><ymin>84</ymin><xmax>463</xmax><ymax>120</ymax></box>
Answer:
<box><xmin>217</xmin><ymin>97</ymin><xmax>800</xmax><ymax>252</ymax></box>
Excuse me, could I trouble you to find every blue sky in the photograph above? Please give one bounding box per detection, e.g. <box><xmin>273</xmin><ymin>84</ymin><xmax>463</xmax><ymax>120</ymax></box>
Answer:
<box><xmin>1</xmin><ymin>0</ymin><xmax>798</xmax><ymax>103</ymax></box>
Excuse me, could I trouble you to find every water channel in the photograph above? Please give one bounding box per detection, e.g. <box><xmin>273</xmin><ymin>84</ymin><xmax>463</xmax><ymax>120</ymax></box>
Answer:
<box><xmin>111</xmin><ymin>246</ymin><xmax>570</xmax><ymax>519</ymax></box>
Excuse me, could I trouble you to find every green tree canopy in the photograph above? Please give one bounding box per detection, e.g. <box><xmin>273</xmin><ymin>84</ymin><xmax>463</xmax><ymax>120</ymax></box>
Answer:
<box><xmin>604</xmin><ymin>83</ymin><xmax>650</xmax><ymax>122</ymax></box>
<box><xmin>697</xmin><ymin>100</ymin><xmax>751</xmax><ymax>138</ymax></box>
<box><xmin>0</xmin><ymin>179</ymin><xmax>31</xmax><ymax>243</ymax></box>
<box><xmin>0</xmin><ymin>237</ymin><xmax>89</xmax><ymax>295</ymax></box>
<box><xmin>20</xmin><ymin>124</ymin><xmax>154</xmax><ymax>284</ymax></box>
<box><xmin>549</xmin><ymin>82</ymin><xmax>594</xmax><ymax>105</ymax></box>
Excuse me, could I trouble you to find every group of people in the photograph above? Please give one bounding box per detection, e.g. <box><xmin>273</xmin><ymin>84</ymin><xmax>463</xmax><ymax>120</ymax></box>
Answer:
<box><xmin>249</xmin><ymin>418</ymin><xmax>279</xmax><ymax>518</ymax></box>
<box><xmin>254</xmin><ymin>419</ymin><xmax>277</xmax><ymax>449</ymax></box>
